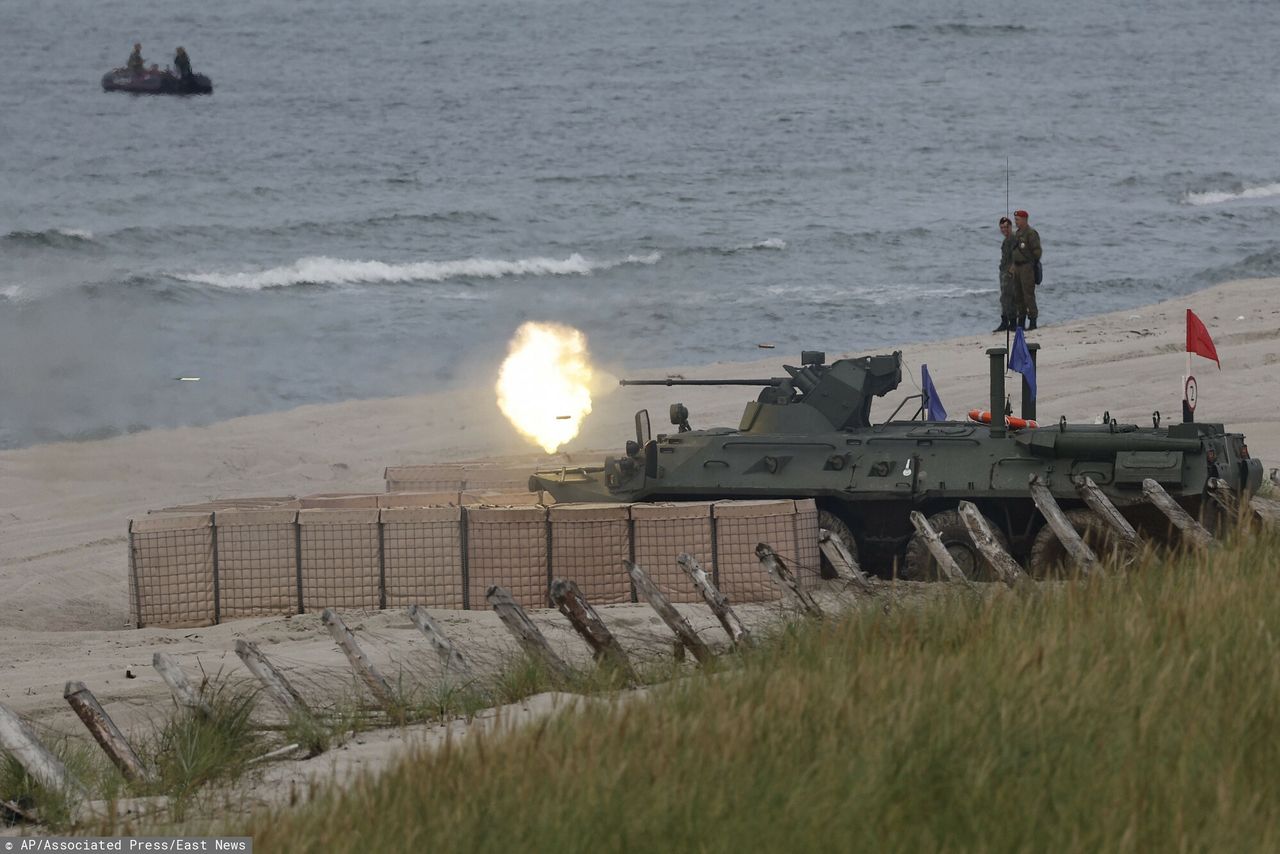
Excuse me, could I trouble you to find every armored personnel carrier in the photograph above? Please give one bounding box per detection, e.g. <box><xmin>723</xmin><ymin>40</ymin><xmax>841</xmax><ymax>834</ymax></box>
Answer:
<box><xmin>530</xmin><ymin>348</ymin><xmax>1263</xmax><ymax>580</ymax></box>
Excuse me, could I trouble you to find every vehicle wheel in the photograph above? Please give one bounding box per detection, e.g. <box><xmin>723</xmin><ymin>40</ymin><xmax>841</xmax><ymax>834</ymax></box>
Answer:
<box><xmin>818</xmin><ymin>509</ymin><xmax>859</xmax><ymax>579</ymax></box>
<box><xmin>903</xmin><ymin>508</ymin><xmax>1011</xmax><ymax>582</ymax></box>
<box><xmin>1027</xmin><ymin>509</ymin><xmax>1123</xmax><ymax>578</ymax></box>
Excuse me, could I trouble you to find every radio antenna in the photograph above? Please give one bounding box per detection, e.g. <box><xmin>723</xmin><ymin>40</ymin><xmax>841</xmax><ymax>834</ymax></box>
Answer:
<box><xmin>1006</xmin><ymin>156</ymin><xmax>1012</xmax><ymax>353</ymax></box>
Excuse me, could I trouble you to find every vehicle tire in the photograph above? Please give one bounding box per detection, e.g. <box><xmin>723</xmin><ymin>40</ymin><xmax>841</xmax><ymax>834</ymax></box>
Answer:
<box><xmin>818</xmin><ymin>509</ymin><xmax>859</xmax><ymax>579</ymax></box>
<box><xmin>903</xmin><ymin>508</ymin><xmax>1011</xmax><ymax>582</ymax></box>
<box><xmin>1027</xmin><ymin>509</ymin><xmax>1123</xmax><ymax>579</ymax></box>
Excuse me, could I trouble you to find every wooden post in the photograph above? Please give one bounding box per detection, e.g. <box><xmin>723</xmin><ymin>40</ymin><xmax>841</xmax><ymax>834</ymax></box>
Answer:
<box><xmin>485</xmin><ymin>586</ymin><xmax>575</xmax><ymax>683</ymax></box>
<box><xmin>1249</xmin><ymin>494</ymin><xmax>1280</xmax><ymax>528</ymax></box>
<box><xmin>249</xmin><ymin>742</ymin><xmax>303</xmax><ymax>765</ymax></box>
<box><xmin>550</xmin><ymin>579</ymin><xmax>638</xmax><ymax>683</ymax></box>
<box><xmin>1141</xmin><ymin>479</ymin><xmax>1214</xmax><ymax>550</ymax></box>
<box><xmin>152</xmin><ymin>652</ymin><xmax>213</xmax><ymax>717</ymax></box>
<box><xmin>320</xmin><ymin>608</ymin><xmax>397</xmax><ymax>706</ymax></box>
<box><xmin>63</xmin><ymin>682</ymin><xmax>153</xmax><ymax>784</ymax></box>
<box><xmin>0</xmin><ymin>702</ymin><xmax>86</xmax><ymax>798</ymax></box>
<box><xmin>908</xmin><ymin>511</ymin><xmax>970</xmax><ymax>585</ymax></box>
<box><xmin>234</xmin><ymin>640</ymin><xmax>311</xmax><ymax>718</ymax></box>
<box><xmin>755</xmin><ymin>544</ymin><xmax>823</xmax><ymax>618</ymax></box>
<box><xmin>2</xmin><ymin>798</ymin><xmax>39</xmax><ymax>823</ymax></box>
<box><xmin>1029</xmin><ymin>474</ymin><xmax>1100</xmax><ymax>575</ymax></box>
<box><xmin>677</xmin><ymin>553</ymin><xmax>752</xmax><ymax>647</ymax></box>
<box><xmin>957</xmin><ymin>501</ymin><xmax>1027</xmax><ymax>586</ymax></box>
<box><xmin>1206</xmin><ymin>477</ymin><xmax>1240</xmax><ymax>523</ymax></box>
<box><xmin>625</xmin><ymin>561</ymin><xmax>713</xmax><ymax>664</ymax></box>
<box><xmin>407</xmin><ymin>605</ymin><xmax>473</xmax><ymax>678</ymax></box>
<box><xmin>1072</xmin><ymin>475</ymin><xmax>1141</xmax><ymax>552</ymax></box>
<box><xmin>817</xmin><ymin>529</ymin><xmax>872</xmax><ymax>590</ymax></box>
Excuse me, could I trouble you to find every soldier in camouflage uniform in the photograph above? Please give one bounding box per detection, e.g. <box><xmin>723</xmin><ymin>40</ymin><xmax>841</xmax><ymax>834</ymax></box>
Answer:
<box><xmin>1010</xmin><ymin>209</ymin><xmax>1042</xmax><ymax>330</ymax></box>
<box><xmin>174</xmin><ymin>47</ymin><xmax>193</xmax><ymax>80</ymax></box>
<box><xmin>994</xmin><ymin>216</ymin><xmax>1020</xmax><ymax>332</ymax></box>
<box><xmin>127</xmin><ymin>43</ymin><xmax>145</xmax><ymax>73</ymax></box>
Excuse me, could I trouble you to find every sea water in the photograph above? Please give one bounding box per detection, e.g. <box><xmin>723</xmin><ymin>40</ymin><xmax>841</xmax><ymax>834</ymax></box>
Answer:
<box><xmin>2</xmin><ymin>0</ymin><xmax>1279</xmax><ymax>447</ymax></box>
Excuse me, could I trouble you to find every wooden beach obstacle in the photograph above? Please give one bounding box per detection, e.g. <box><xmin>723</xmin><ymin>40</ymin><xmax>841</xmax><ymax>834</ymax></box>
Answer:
<box><xmin>0</xmin><ymin>701</ymin><xmax>87</xmax><ymax>800</ymax></box>
<box><xmin>1206</xmin><ymin>477</ymin><xmax>1238</xmax><ymax>518</ymax></box>
<box><xmin>152</xmin><ymin>652</ymin><xmax>213</xmax><ymax>717</ymax></box>
<box><xmin>1072</xmin><ymin>475</ymin><xmax>1142</xmax><ymax>554</ymax></box>
<box><xmin>677</xmin><ymin>553</ymin><xmax>752</xmax><ymax>648</ymax></box>
<box><xmin>321</xmin><ymin>608</ymin><xmax>397</xmax><ymax>707</ymax></box>
<box><xmin>63</xmin><ymin>682</ymin><xmax>154</xmax><ymax>785</ymax></box>
<box><xmin>817</xmin><ymin>529</ymin><xmax>872</xmax><ymax>591</ymax></box>
<box><xmin>1142</xmin><ymin>478</ymin><xmax>1215</xmax><ymax>550</ymax></box>
<box><xmin>486</xmin><ymin>585</ymin><xmax>575</xmax><ymax>683</ymax></box>
<box><xmin>407</xmin><ymin>604</ymin><xmax>473</xmax><ymax>678</ymax></box>
<box><xmin>626</xmin><ymin>560</ymin><xmax>713</xmax><ymax>664</ymax></box>
<box><xmin>234</xmin><ymin>640</ymin><xmax>311</xmax><ymax>719</ymax></box>
<box><xmin>957</xmin><ymin>501</ymin><xmax>1027</xmax><ymax>586</ymax></box>
<box><xmin>550</xmin><ymin>578</ymin><xmax>638</xmax><ymax>684</ymax></box>
<box><xmin>1028</xmin><ymin>474</ymin><xmax>1100</xmax><ymax>576</ymax></box>
<box><xmin>756</xmin><ymin>544</ymin><xmax>823</xmax><ymax>618</ymax></box>
<box><xmin>908</xmin><ymin>511</ymin><xmax>971</xmax><ymax>585</ymax></box>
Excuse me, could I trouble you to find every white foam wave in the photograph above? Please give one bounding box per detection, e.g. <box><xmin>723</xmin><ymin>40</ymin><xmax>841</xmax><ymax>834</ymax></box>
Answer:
<box><xmin>750</xmin><ymin>238</ymin><xmax>787</xmax><ymax>250</ymax></box>
<box><xmin>0</xmin><ymin>285</ymin><xmax>23</xmax><ymax>301</ymax></box>
<box><xmin>56</xmin><ymin>228</ymin><xmax>94</xmax><ymax>240</ymax></box>
<box><xmin>176</xmin><ymin>252</ymin><xmax>662</xmax><ymax>291</ymax></box>
<box><xmin>1183</xmin><ymin>182</ymin><xmax>1280</xmax><ymax>206</ymax></box>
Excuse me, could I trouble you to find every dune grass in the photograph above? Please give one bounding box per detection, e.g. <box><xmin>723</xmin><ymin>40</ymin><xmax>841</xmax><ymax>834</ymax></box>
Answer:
<box><xmin>241</xmin><ymin>531</ymin><xmax>1280</xmax><ymax>853</ymax></box>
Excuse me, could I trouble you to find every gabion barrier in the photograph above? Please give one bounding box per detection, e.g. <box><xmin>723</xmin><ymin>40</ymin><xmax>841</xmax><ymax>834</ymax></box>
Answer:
<box><xmin>128</xmin><ymin>499</ymin><xmax>821</xmax><ymax>628</ymax></box>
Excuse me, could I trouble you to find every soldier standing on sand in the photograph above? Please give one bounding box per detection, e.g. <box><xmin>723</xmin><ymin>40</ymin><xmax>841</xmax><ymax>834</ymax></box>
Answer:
<box><xmin>994</xmin><ymin>216</ymin><xmax>1020</xmax><ymax>332</ymax></box>
<box><xmin>1010</xmin><ymin>209</ymin><xmax>1042</xmax><ymax>330</ymax></box>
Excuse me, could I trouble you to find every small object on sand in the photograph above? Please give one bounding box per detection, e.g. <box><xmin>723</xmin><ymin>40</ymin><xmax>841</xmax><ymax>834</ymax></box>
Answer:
<box><xmin>1237</xmin><ymin>315</ymin><xmax>1245</xmax><ymax>321</ymax></box>
<box><xmin>125</xmin><ymin>670</ymin><xmax>135</xmax><ymax>679</ymax></box>
<box><xmin>175</xmin><ymin>377</ymin><xmax>201</xmax><ymax>382</ymax></box>
<box><xmin>555</xmin><ymin>415</ymin><xmax>571</xmax><ymax>420</ymax></box>
<box><xmin>757</xmin><ymin>343</ymin><xmax>775</xmax><ymax>349</ymax></box>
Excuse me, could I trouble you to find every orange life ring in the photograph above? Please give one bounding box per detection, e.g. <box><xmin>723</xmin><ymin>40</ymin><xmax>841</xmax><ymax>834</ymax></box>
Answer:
<box><xmin>967</xmin><ymin>409</ymin><xmax>1038</xmax><ymax>430</ymax></box>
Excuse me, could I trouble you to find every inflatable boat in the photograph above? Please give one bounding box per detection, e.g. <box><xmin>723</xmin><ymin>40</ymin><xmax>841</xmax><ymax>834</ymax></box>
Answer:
<box><xmin>101</xmin><ymin>68</ymin><xmax>213</xmax><ymax>95</ymax></box>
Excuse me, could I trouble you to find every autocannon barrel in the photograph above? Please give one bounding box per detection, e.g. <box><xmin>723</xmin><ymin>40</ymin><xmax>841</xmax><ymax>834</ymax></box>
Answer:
<box><xmin>618</xmin><ymin>378</ymin><xmax>783</xmax><ymax>387</ymax></box>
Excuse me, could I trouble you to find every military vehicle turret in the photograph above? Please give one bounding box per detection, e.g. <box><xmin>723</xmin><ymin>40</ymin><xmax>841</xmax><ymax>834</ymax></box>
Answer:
<box><xmin>529</xmin><ymin>348</ymin><xmax>1263</xmax><ymax>580</ymax></box>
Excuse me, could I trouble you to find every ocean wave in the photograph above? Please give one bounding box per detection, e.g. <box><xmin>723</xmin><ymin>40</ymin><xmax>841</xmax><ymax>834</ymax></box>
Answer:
<box><xmin>0</xmin><ymin>285</ymin><xmax>22</xmax><ymax>301</ymax></box>
<box><xmin>1183</xmin><ymin>183</ymin><xmax>1280</xmax><ymax>206</ymax></box>
<box><xmin>1</xmin><ymin>228</ymin><xmax>96</xmax><ymax>247</ymax></box>
<box><xmin>891</xmin><ymin>23</ymin><xmax>1028</xmax><ymax>35</ymax></box>
<box><xmin>716</xmin><ymin>238</ymin><xmax>788</xmax><ymax>255</ymax></box>
<box><xmin>174</xmin><ymin>252</ymin><xmax>663</xmax><ymax>290</ymax></box>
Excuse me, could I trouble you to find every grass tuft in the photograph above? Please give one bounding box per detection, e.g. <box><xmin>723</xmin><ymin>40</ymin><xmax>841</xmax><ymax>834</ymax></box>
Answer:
<box><xmin>146</xmin><ymin>681</ymin><xmax>262</xmax><ymax>816</ymax></box>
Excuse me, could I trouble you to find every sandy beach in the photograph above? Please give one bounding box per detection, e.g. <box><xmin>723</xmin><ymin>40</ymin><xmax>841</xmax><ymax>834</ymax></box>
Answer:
<box><xmin>2</xmin><ymin>277</ymin><xmax>1277</xmax><ymax>733</ymax></box>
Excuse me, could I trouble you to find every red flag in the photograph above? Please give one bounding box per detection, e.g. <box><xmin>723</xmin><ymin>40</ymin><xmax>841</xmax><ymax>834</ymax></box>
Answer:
<box><xmin>1186</xmin><ymin>309</ymin><xmax>1220</xmax><ymax>369</ymax></box>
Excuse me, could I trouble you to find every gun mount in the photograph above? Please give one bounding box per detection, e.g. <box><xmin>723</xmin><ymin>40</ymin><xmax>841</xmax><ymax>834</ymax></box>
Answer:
<box><xmin>531</xmin><ymin>347</ymin><xmax>1262</xmax><ymax>581</ymax></box>
<box><xmin>619</xmin><ymin>351</ymin><xmax>903</xmax><ymax>433</ymax></box>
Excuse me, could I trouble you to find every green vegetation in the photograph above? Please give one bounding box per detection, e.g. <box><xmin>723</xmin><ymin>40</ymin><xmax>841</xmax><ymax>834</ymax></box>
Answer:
<box><xmin>243</xmin><ymin>532</ymin><xmax>1280</xmax><ymax>853</ymax></box>
<box><xmin>0</xmin><ymin>734</ymin><xmax>122</xmax><ymax>828</ymax></box>
<box><xmin>145</xmin><ymin>683</ymin><xmax>263</xmax><ymax>815</ymax></box>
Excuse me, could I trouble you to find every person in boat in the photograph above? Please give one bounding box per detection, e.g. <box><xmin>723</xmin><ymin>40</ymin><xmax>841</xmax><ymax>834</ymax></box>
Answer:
<box><xmin>174</xmin><ymin>47</ymin><xmax>193</xmax><ymax>80</ymax></box>
<box><xmin>126</xmin><ymin>43</ymin><xmax>145</xmax><ymax>73</ymax></box>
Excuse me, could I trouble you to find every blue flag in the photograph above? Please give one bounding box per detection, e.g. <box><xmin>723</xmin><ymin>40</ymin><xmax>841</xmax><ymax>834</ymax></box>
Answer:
<box><xmin>921</xmin><ymin>364</ymin><xmax>948</xmax><ymax>421</ymax></box>
<box><xmin>1008</xmin><ymin>327</ymin><xmax>1037</xmax><ymax>400</ymax></box>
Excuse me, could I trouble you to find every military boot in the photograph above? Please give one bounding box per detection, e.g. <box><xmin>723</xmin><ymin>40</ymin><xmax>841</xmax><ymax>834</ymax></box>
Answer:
<box><xmin>1016</xmin><ymin>315</ymin><xmax>1026</xmax><ymax>330</ymax></box>
<box><xmin>993</xmin><ymin>316</ymin><xmax>1009</xmax><ymax>333</ymax></box>
<box><xmin>1028</xmin><ymin>317</ymin><xmax>1038</xmax><ymax>331</ymax></box>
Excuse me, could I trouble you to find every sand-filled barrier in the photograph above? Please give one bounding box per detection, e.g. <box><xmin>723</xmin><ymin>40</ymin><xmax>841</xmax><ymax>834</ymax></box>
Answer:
<box><xmin>127</xmin><ymin>497</ymin><xmax>820</xmax><ymax>628</ymax></box>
